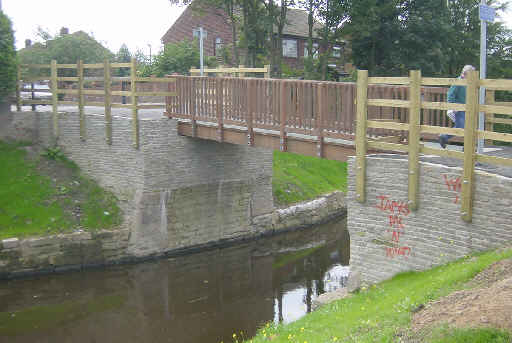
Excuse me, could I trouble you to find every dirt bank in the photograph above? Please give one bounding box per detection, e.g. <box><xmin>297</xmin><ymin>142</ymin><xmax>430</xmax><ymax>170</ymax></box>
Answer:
<box><xmin>411</xmin><ymin>256</ymin><xmax>512</xmax><ymax>335</ymax></box>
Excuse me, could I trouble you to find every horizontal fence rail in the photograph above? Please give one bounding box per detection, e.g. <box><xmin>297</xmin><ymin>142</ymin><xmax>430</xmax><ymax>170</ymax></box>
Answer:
<box><xmin>165</xmin><ymin>76</ymin><xmax>455</xmax><ymax>148</ymax></box>
<box><xmin>189</xmin><ymin>64</ymin><xmax>270</xmax><ymax>78</ymax></box>
<box><xmin>355</xmin><ymin>69</ymin><xmax>512</xmax><ymax>223</ymax></box>
<box><xmin>15</xmin><ymin>59</ymin><xmax>177</xmax><ymax>148</ymax></box>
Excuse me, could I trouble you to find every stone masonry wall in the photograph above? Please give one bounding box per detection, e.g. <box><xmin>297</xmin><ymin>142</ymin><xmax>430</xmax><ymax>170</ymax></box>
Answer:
<box><xmin>347</xmin><ymin>155</ymin><xmax>512</xmax><ymax>284</ymax></box>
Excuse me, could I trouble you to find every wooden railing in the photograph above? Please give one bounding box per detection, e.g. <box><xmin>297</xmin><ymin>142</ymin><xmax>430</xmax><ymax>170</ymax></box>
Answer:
<box><xmin>355</xmin><ymin>70</ymin><xmax>512</xmax><ymax>223</ymax></box>
<box><xmin>15</xmin><ymin>59</ymin><xmax>176</xmax><ymax>148</ymax></box>
<box><xmin>166</xmin><ymin>76</ymin><xmax>451</xmax><ymax>152</ymax></box>
<box><xmin>189</xmin><ymin>65</ymin><xmax>270</xmax><ymax>78</ymax></box>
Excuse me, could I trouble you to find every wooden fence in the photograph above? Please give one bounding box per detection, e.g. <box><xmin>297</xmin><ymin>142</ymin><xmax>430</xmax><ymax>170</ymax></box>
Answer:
<box><xmin>189</xmin><ymin>65</ymin><xmax>270</xmax><ymax>78</ymax></box>
<box><xmin>355</xmin><ymin>70</ymin><xmax>512</xmax><ymax>223</ymax></box>
<box><xmin>15</xmin><ymin>59</ymin><xmax>176</xmax><ymax>148</ymax></box>
<box><xmin>166</xmin><ymin>76</ymin><xmax>452</xmax><ymax>152</ymax></box>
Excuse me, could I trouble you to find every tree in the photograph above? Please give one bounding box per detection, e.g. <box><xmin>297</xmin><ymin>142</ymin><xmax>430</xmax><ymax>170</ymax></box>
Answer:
<box><xmin>316</xmin><ymin>0</ymin><xmax>349</xmax><ymax>79</ymax></box>
<box><xmin>18</xmin><ymin>28</ymin><xmax>113</xmax><ymax>67</ymax></box>
<box><xmin>152</xmin><ymin>40</ymin><xmax>200</xmax><ymax>76</ymax></box>
<box><xmin>399</xmin><ymin>0</ymin><xmax>451</xmax><ymax>76</ymax></box>
<box><xmin>115</xmin><ymin>44</ymin><xmax>132</xmax><ymax>76</ymax></box>
<box><xmin>297</xmin><ymin>0</ymin><xmax>321</xmax><ymax>79</ymax></box>
<box><xmin>346</xmin><ymin>0</ymin><xmax>403</xmax><ymax>76</ymax></box>
<box><xmin>0</xmin><ymin>11</ymin><xmax>17</xmax><ymax>106</ymax></box>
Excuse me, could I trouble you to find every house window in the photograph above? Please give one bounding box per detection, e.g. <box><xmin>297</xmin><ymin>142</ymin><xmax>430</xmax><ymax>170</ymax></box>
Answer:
<box><xmin>282</xmin><ymin>39</ymin><xmax>298</xmax><ymax>58</ymax></box>
<box><xmin>304</xmin><ymin>43</ymin><xmax>319</xmax><ymax>59</ymax></box>
<box><xmin>214</xmin><ymin>37</ymin><xmax>223</xmax><ymax>56</ymax></box>
<box><xmin>332</xmin><ymin>45</ymin><xmax>341</xmax><ymax>58</ymax></box>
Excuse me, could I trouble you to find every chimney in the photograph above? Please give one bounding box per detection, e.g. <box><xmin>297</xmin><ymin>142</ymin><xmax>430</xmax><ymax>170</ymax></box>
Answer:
<box><xmin>25</xmin><ymin>39</ymin><xmax>32</xmax><ymax>48</ymax></box>
<box><xmin>60</xmin><ymin>27</ymin><xmax>69</xmax><ymax>36</ymax></box>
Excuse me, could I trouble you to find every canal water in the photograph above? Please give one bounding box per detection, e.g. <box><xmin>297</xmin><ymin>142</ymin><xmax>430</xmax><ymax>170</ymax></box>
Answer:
<box><xmin>0</xmin><ymin>218</ymin><xmax>349</xmax><ymax>343</ymax></box>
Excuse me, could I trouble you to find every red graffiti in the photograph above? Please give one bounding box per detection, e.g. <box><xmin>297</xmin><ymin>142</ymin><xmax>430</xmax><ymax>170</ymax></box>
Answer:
<box><xmin>376</xmin><ymin>195</ymin><xmax>410</xmax><ymax>216</ymax></box>
<box><xmin>443</xmin><ymin>175</ymin><xmax>462</xmax><ymax>204</ymax></box>
<box><xmin>389</xmin><ymin>214</ymin><xmax>405</xmax><ymax>229</ymax></box>
<box><xmin>391</xmin><ymin>230</ymin><xmax>402</xmax><ymax>242</ymax></box>
<box><xmin>377</xmin><ymin>195</ymin><xmax>412</xmax><ymax>259</ymax></box>
<box><xmin>386</xmin><ymin>246</ymin><xmax>411</xmax><ymax>258</ymax></box>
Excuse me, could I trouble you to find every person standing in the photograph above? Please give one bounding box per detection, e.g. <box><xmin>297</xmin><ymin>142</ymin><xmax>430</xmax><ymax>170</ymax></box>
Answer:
<box><xmin>439</xmin><ymin>65</ymin><xmax>476</xmax><ymax>149</ymax></box>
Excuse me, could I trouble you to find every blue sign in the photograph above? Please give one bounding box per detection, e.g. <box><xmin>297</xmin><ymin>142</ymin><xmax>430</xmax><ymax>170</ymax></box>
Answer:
<box><xmin>479</xmin><ymin>4</ymin><xmax>495</xmax><ymax>22</ymax></box>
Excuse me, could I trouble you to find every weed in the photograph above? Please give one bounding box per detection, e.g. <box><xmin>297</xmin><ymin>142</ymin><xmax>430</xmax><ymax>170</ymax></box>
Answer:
<box><xmin>41</xmin><ymin>146</ymin><xmax>65</xmax><ymax>161</ymax></box>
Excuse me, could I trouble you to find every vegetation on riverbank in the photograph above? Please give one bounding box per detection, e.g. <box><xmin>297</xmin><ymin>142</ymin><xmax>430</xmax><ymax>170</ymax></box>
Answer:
<box><xmin>248</xmin><ymin>247</ymin><xmax>512</xmax><ymax>343</ymax></box>
<box><xmin>0</xmin><ymin>140</ymin><xmax>121</xmax><ymax>240</ymax></box>
<box><xmin>273</xmin><ymin>151</ymin><xmax>347</xmax><ymax>207</ymax></box>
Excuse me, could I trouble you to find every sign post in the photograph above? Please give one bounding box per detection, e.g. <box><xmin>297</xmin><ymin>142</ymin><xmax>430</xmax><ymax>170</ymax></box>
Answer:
<box><xmin>478</xmin><ymin>2</ymin><xmax>495</xmax><ymax>154</ymax></box>
<box><xmin>193</xmin><ymin>27</ymin><xmax>207</xmax><ymax>76</ymax></box>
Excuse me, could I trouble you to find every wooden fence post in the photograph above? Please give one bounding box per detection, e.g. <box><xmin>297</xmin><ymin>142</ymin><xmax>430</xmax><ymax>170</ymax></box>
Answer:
<box><xmin>246</xmin><ymin>79</ymin><xmax>254</xmax><ymax>146</ymax></box>
<box><xmin>130</xmin><ymin>58</ymin><xmax>140</xmax><ymax>149</ymax></box>
<box><xmin>408</xmin><ymin>70</ymin><xmax>421</xmax><ymax>211</ymax></box>
<box><xmin>279</xmin><ymin>81</ymin><xmax>287</xmax><ymax>152</ymax></box>
<box><xmin>51</xmin><ymin>60</ymin><xmax>59</xmax><ymax>142</ymax></box>
<box><xmin>104</xmin><ymin>59</ymin><xmax>112</xmax><ymax>144</ymax></box>
<box><xmin>239</xmin><ymin>65</ymin><xmax>245</xmax><ymax>78</ymax></box>
<box><xmin>355</xmin><ymin>70</ymin><xmax>368</xmax><ymax>203</ymax></box>
<box><xmin>264</xmin><ymin>64</ymin><xmax>271</xmax><ymax>79</ymax></box>
<box><xmin>485</xmin><ymin>90</ymin><xmax>495</xmax><ymax>144</ymax></box>
<box><xmin>216</xmin><ymin>78</ymin><xmax>223</xmax><ymax>142</ymax></box>
<box><xmin>16</xmin><ymin>64</ymin><xmax>22</xmax><ymax>111</ymax></box>
<box><xmin>461</xmin><ymin>70</ymin><xmax>479</xmax><ymax>223</ymax></box>
<box><xmin>77</xmin><ymin>59</ymin><xmax>85</xmax><ymax>140</ymax></box>
<box><xmin>316</xmin><ymin>83</ymin><xmax>325</xmax><ymax>158</ymax></box>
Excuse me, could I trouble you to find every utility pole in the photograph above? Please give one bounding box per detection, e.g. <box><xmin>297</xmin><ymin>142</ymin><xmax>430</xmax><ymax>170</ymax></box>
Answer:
<box><xmin>193</xmin><ymin>27</ymin><xmax>207</xmax><ymax>76</ymax></box>
<box><xmin>478</xmin><ymin>1</ymin><xmax>495</xmax><ymax>153</ymax></box>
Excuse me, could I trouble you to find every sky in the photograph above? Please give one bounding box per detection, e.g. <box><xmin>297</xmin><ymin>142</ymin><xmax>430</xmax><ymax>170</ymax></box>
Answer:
<box><xmin>2</xmin><ymin>0</ymin><xmax>186</xmax><ymax>55</ymax></box>
<box><xmin>2</xmin><ymin>0</ymin><xmax>512</xmax><ymax>57</ymax></box>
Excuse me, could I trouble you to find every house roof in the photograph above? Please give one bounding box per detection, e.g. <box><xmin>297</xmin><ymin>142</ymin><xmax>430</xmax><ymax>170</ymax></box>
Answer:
<box><xmin>279</xmin><ymin>7</ymin><xmax>323</xmax><ymax>39</ymax></box>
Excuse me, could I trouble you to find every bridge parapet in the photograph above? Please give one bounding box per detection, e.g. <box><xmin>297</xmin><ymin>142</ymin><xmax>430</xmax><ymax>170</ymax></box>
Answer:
<box><xmin>347</xmin><ymin>155</ymin><xmax>512</xmax><ymax>284</ymax></box>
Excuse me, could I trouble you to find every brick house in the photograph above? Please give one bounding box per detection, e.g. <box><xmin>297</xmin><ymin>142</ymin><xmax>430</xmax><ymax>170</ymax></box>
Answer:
<box><xmin>161</xmin><ymin>4</ymin><xmax>347</xmax><ymax>72</ymax></box>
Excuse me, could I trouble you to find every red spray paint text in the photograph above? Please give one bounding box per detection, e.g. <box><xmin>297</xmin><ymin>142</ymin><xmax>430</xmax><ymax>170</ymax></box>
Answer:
<box><xmin>376</xmin><ymin>195</ymin><xmax>411</xmax><ymax>259</ymax></box>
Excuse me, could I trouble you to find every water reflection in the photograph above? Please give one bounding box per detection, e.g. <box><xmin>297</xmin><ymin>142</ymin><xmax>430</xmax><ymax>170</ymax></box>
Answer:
<box><xmin>0</xmin><ymin>218</ymin><xmax>349</xmax><ymax>343</ymax></box>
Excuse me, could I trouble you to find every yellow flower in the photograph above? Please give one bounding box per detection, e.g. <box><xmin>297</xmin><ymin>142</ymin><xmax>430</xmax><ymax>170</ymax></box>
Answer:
<box><xmin>233</xmin><ymin>333</ymin><xmax>237</xmax><ymax>338</ymax></box>
<box><xmin>300</xmin><ymin>327</ymin><xmax>305</xmax><ymax>332</ymax></box>
<box><xmin>333</xmin><ymin>337</ymin><xmax>338</xmax><ymax>342</ymax></box>
<box><xmin>288</xmin><ymin>334</ymin><xmax>293</xmax><ymax>340</ymax></box>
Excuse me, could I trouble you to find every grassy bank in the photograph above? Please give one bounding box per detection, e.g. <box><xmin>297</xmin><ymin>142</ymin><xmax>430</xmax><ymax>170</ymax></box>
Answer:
<box><xmin>0</xmin><ymin>140</ymin><xmax>121</xmax><ymax>240</ymax></box>
<box><xmin>248</xmin><ymin>248</ymin><xmax>512</xmax><ymax>343</ymax></box>
<box><xmin>273</xmin><ymin>151</ymin><xmax>347</xmax><ymax>206</ymax></box>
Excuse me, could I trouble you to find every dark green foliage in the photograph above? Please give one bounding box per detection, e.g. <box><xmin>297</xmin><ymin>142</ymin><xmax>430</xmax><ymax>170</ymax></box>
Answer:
<box><xmin>115</xmin><ymin>44</ymin><xmax>131</xmax><ymax>77</ymax></box>
<box><xmin>0</xmin><ymin>11</ymin><xmax>17</xmax><ymax>103</ymax></box>
<box><xmin>18</xmin><ymin>29</ymin><xmax>112</xmax><ymax>67</ymax></box>
<box><xmin>153</xmin><ymin>40</ymin><xmax>200</xmax><ymax>76</ymax></box>
<box><xmin>346</xmin><ymin>0</ymin><xmax>512</xmax><ymax>78</ymax></box>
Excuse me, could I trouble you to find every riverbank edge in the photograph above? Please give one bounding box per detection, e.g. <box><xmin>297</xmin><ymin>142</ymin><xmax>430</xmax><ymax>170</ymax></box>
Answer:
<box><xmin>0</xmin><ymin>191</ymin><xmax>346</xmax><ymax>280</ymax></box>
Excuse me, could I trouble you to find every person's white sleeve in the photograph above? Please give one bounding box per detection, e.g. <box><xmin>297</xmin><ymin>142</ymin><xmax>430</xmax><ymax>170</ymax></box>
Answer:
<box><xmin>447</xmin><ymin>110</ymin><xmax>456</xmax><ymax>123</ymax></box>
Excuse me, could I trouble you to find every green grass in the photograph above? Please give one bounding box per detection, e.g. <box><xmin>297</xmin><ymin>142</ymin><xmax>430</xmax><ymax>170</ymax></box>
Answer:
<box><xmin>0</xmin><ymin>141</ymin><xmax>70</xmax><ymax>239</ymax></box>
<box><xmin>247</xmin><ymin>248</ymin><xmax>512</xmax><ymax>343</ymax></box>
<box><xmin>0</xmin><ymin>141</ymin><xmax>121</xmax><ymax>239</ymax></box>
<box><xmin>428</xmin><ymin>327</ymin><xmax>511</xmax><ymax>343</ymax></box>
<box><xmin>273</xmin><ymin>151</ymin><xmax>347</xmax><ymax>206</ymax></box>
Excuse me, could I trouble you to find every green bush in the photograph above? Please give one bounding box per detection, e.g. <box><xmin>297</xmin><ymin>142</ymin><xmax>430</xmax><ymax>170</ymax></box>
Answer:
<box><xmin>153</xmin><ymin>40</ymin><xmax>200</xmax><ymax>76</ymax></box>
<box><xmin>0</xmin><ymin>11</ymin><xmax>17</xmax><ymax>104</ymax></box>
